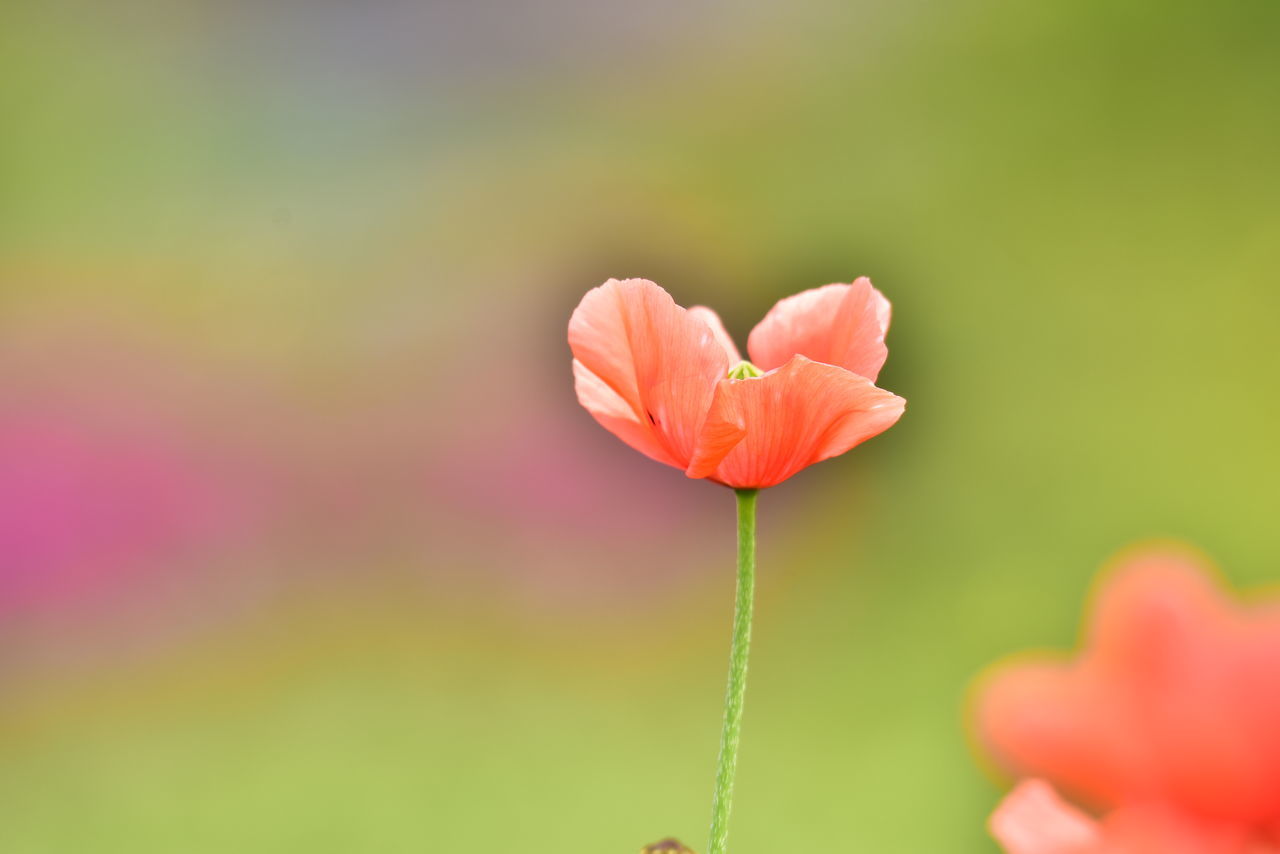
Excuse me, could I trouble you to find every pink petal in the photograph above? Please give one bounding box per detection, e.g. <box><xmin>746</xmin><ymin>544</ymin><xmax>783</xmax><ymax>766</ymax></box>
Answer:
<box><xmin>687</xmin><ymin>355</ymin><xmax>904</xmax><ymax>488</ymax></box>
<box><xmin>990</xmin><ymin>780</ymin><xmax>1103</xmax><ymax>854</ymax></box>
<box><xmin>569</xmin><ymin>279</ymin><xmax>733</xmax><ymax>470</ymax></box>
<box><xmin>746</xmin><ymin>277</ymin><xmax>891</xmax><ymax>381</ymax></box>
<box><xmin>687</xmin><ymin>305</ymin><xmax>742</xmax><ymax>364</ymax></box>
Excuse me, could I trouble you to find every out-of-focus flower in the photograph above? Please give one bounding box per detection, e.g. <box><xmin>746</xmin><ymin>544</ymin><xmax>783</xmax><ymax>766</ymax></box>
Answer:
<box><xmin>975</xmin><ymin>549</ymin><xmax>1280</xmax><ymax>851</ymax></box>
<box><xmin>991</xmin><ymin>779</ymin><xmax>1279</xmax><ymax>854</ymax></box>
<box><xmin>568</xmin><ymin>277</ymin><xmax>905</xmax><ymax>489</ymax></box>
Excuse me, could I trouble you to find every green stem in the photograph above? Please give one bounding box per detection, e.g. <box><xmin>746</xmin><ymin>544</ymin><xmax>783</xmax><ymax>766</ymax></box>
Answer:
<box><xmin>708</xmin><ymin>487</ymin><xmax>758</xmax><ymax>854</ymax></box>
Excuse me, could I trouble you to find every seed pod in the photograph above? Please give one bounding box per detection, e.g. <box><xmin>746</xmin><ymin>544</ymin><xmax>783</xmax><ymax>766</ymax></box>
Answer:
<box><xmin>645</xmin><ymin>839</ymin><xmax>696</xmax><ymax>854</ymax></box>
<box><xmin>641</xmin><ymin>839</ymin><xmax>696</xmax><ymax>854</ymax></box>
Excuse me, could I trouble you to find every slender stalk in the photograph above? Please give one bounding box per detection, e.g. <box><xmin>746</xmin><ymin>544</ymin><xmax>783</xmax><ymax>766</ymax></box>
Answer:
<box><xmin>708</xmin><ymin>487</ymin><xmax>758</xmax><ymax>854</ymax></box>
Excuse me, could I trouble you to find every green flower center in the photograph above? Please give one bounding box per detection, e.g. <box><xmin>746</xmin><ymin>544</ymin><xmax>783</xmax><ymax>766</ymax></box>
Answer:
<box><xmin>726</xmin><ymin>360</ymin><xmax>764</xmax><ymax>380</ymax></box>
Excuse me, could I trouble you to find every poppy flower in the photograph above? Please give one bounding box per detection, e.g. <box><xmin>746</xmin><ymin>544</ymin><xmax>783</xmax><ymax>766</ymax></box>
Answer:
<box><xmin>975</xmin><ymin>549</ymin><xmax>1280</xmax><ymax>849</ymax></box>
<box><xmin>568</xmin><ymin>277</ymin><xmax>905</xmax><ymax>489</ymax></box>
<box><xmin>991</xmin><ymin>779</ymin><xmax>1278</xmax><ymax>854</ymax></box>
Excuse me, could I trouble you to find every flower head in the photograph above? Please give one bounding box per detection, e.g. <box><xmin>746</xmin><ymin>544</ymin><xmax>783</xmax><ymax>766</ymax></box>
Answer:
<box><xmin>975</xmin><ymin>548</ymin><xmax>1280</xmax><ymax>852</ymax></box>
<box><xmin>568</xmin><ymin>278</ymin><xmax>905</xmax><ymax>489</ymax></box>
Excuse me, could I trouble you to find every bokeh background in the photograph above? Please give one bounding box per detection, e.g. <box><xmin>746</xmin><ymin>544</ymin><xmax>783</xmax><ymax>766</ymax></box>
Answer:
<box><xmin>3</xmin><ymin>0</ymin><xmax>1279</xmax><ymax>851</ymax></box>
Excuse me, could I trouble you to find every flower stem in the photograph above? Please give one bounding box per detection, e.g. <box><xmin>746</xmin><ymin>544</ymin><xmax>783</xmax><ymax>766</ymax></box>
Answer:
<box><xmin>708</xmin><ymin>487</ymin><xmax>758</xmax><ymax>854</ymax></box>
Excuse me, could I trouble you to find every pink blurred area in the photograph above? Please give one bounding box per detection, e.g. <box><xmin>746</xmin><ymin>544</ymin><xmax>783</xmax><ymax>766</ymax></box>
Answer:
<box><xmin>0</xmin><ymin>266</ymin><xmax>730</xmax><ymax>683</ymax></box>
<box><xmin>0</xmin><ymin>413</ymin><xmax>248</xmax><ymax>613</ymax></box>
<box><xmin>1</xmin><ymin>311</ymin><xmax>266</xmax><ymax>613</ymax></box>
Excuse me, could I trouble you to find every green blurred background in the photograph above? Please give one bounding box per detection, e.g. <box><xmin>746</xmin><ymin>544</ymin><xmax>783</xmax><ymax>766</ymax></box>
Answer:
<box><xmin>2</xmin><ymin>0</ymin><xmax>1279</xmax><ymax>851</ymax></box>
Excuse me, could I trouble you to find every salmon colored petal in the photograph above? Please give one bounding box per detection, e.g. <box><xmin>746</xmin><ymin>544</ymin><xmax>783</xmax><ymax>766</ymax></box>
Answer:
<box><xmin>1089</xmin><ymin>559</ymin><xmax>1280</xmax><ymax>824</ymax></box>
<box><xmin>746</xmin><ymin>277</ymin><xmax>891</xmax><ymax>380</ymax></box>
<box><xmin>990</xmin><ymin>780</ymin><xmax>1103</xmax><ymax>854</ymax></box>
<box><xmin>1087</xmin><ymin>555</ymin><xmax>1229</xmax><ymax>683</ymax></box>
<box><xmin>687</xmin><ymin>305</ymin><xmax>742</xmax><ymax>363</ymax></box>
<box><xmin>688</xmin><ymin>355</ymin><xmax>905</xmax><ymax>488</ymax></box>
<box><xmin>572</xmin><ymin>359</ymin><xmax>681</xmax><ymax>468</ymax></box>
<box><xmin>977</xmin><ymin>660</ymin><xmax>1150</xmax><ymax>811</ymax></box>
<box><xmin>684</xmin><ymin>402</ymin><xmax>747</xmax><ymax>481</ymax></box>
<box><xmin>569</xmin><ymin>278</ymin><xmax>732</xmax><ymax>470</ymax></box>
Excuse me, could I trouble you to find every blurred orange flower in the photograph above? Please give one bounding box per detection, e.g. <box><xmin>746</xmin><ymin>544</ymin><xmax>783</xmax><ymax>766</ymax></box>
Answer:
<box><xmin>568</xmin><ymin>277</ymin><xmax>905</xmax><ymax>489</ymax></box>
<box><xmin>975</xmin><ymin>549</ymin><xmax>1280</xmax><ymax>852</ymax></box>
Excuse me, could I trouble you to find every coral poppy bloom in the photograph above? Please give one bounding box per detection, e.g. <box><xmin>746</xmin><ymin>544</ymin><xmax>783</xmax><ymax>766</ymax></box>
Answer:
<box><xmin>991</xmin><ymin>779</ymin><xmax>1279</xmax><ymax>854</ymax></box>
<box><xmin>975</xmin><ymin>549</ymin><xmax>1280</xmax><ymax>850</ymax></box>
<box><xmin>568</xmin><ymin>277</ymin><xmax>905</xmax><ymax>488</ymax></box>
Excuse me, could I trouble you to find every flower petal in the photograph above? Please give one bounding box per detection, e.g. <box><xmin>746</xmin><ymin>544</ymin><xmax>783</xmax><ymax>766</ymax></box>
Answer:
<box><xmin>990</xmin><ymin>780</ymin><xmax>1103</xmax><ymax>854</ymax></box>
<box><xmin>746</xmin><ymin>278</ymin><xmax>891</xmax><ymax>380</ymax></box>
<box><xmin>1101</xmin><ymin>805</ymin><xmax>1260</xmax><ymax>854</ymax></box>
<box><xmin>572</xmin><ymin>359</ymin><xmax>681</xmax><ymax>468</ymax></box>
<box><xmin>976</xmin><ymin>659</ymin><xmax>1145</xmax><ymax>814</ymax></box>
<box><xmin>569</xmin><ymin>279</ymin><xmax>732</xmax><ymax>470</ymax></box>
<box><xmin>688</xmin><ymin>355</ymin><xmax>905</xmax><ymax>488</ymax></box>
<box><xmin>687</xmin><ymin>305</ymin><xmax>742</xmax><ymax>363</ymax></box>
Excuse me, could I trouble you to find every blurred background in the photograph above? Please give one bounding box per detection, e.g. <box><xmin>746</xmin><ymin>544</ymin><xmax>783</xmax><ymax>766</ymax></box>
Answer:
<box><xmin>2</xmin><ymin>0</ymin><xmax>1279</xmax><ymax>851</ymax></box>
